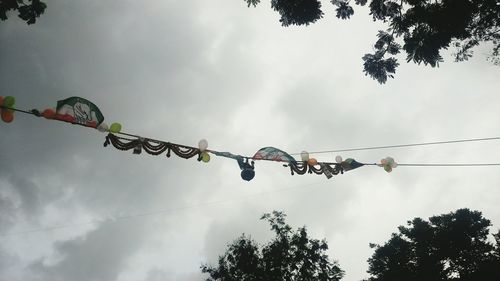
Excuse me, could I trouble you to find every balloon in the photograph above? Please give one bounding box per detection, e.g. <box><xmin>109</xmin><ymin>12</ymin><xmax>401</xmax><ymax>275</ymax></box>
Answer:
<box><xmin>3</xmin><ymin>96</ymin><xmax>15</xmax><ymax>108</ymax></box>
<box><xmin>307</xmin><ymin>158</ymin><xmax>318</xmax><ymax>166</ymax></box>
<box><xmin>97</xmin><ymin>122</ymin><xmax>109</xmax><ymax>132</ymax></box>
<box><xmin>198</xmin><ymin>139</ymin><xmax>208</xmax><ymax>151</ymax></box>
<box><xmin>300</xmin><ymin>151</ymin><xmax>309</xmax><ymax>161</ymax></box>
<box><xmin>1</xmin><ymin>111</ymin><xmax>14</xmax><ymax>123</ymax></box>
<box><xmin>335</xmin><ymin>155</ymin><xmax>343</xmax><ymax>163</ymax></box>
<box><xmin>42</xmin><ymin>108</ymin><xmax>56</xmax><ymax>119</ymax></box>
<box><xmin>201</xmin><ymin>152</ymin><xmax>210</xmax><ymax>163</ymax></box>
<box><xmin>109</xmin><ymin>123</ymin><xmax>122</xmax><ymax>133</ymax></box>
<box><xmin>379</xmin><ymin>157</ymin><xmax>397</xmax><ymax>173</ymax></box>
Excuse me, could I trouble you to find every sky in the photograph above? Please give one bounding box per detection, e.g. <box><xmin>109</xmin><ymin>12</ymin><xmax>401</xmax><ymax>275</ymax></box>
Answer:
<box><xmin>1</xmin><ymin>1</ymin><xmax>500</xmax><ymax>280</ymax></box>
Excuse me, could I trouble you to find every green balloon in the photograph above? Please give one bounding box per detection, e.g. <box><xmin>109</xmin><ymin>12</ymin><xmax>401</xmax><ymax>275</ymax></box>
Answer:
<box><xmin>201</xmin><ymin>152</ymin><xmax>210</xmax><ymax>163</ymax></box>
<box><xmin>3</xmin><ymin>96</ymin><xmax>15</xmax><ymax>107</ymax></box>
<box><xmin>109</xmin><ymin>123</ymin><xmax>122</xmax><ymax>133</ymax></box>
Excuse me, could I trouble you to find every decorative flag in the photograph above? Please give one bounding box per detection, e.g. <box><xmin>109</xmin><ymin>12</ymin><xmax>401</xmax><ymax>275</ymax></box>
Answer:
<box><xmin>341</xmin><ymin>158</ymin><xmax>365</xmax><ymax>171</ymax></box>
<box><xmin>212</xmin><ymin>151</ymin><xmax>241</xmax><ymax>160</ymax></box>
<box><xmin>56</xmin><ymin>97</ymin><xmax>104</xmax><ymax>127</ymax></box>
<box><xmin>253</xmin><ymin>147</ymin><xmax>296</xmax><ymax>163</ymax></box>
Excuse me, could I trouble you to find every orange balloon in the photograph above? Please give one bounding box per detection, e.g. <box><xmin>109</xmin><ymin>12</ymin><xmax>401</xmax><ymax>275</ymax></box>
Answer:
<box><xmin>42</xmin><ymin>108</ymin><xmax>56</xmax><ymax>119</ymax></box>
<box><xmin>307</xmin><ymin>158</ymin><xmax>318</xmax><ymax>166</ymax></box>
<box><xmin>1</xmin><ymin>111</ymin><xmax>14</xmax><ymax>123</ymax></box>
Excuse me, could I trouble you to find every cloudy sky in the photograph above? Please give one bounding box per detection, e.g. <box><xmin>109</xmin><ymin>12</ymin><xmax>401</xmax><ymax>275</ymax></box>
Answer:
<box><xmin>1</xmin><ymin>1</ymin><xmax>500</xmax><ymax>280</ymax></box>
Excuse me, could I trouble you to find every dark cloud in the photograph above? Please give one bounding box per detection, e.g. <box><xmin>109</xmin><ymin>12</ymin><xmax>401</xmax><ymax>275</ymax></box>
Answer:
<box><xmin>0</xmin><ymin>194</ymin><xmax>16</xmax><ymax>233</ymax></box>
<box><xmin>30</xmin><ymin>219</ymin><xmax>148</xmax><ymax>281</ymax></box>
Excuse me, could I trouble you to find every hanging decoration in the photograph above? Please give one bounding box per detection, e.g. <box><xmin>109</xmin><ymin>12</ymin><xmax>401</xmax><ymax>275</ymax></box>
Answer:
<box><xmin>379</xmin><ymin>157</ymin><xmax>398</xmax><ymax>172</ymax></box>
<box><xmin>42</xmin><ymin>108</ymin><xmax>56</xmax><ymax>119</ymax></box>
<box><xmin>109</xmin><ymin>122</ymin><xmax>122</xmax><ymax>133</ymax></box>
<box><xmin>1</xmin><ymin>96</ymin><xmax>16</xmax><ymax>123</ymax></box>
<box><xmin>0</xmin><ymin>97</ymin><xmax>404</xmax><ymax>181</ymax></box>
<box><xmin>97</xmin><ymin>122</ymin><xmax>109</xmax><ymax>132</ymax></box>
<box><xmin>253</xmin><ymin>147</ymin><xmax>296</xmax><ymax>163</ymax></box>
<box><xmin>55</xmin><ymin>97</ymin><xmax>105</xmax><ymax>128</ymax></box>
<box><xmin>237</xmin><ymin>156</ymin><xmax>255</xmax><ymax>181</ymax></box>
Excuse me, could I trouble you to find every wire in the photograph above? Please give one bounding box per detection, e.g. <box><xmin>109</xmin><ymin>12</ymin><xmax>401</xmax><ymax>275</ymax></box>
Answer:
<box><xmin>4</xmin><ymin>104</ymin><xmax>500</xmax><ymax>168</ymax></box>
<box><xmin>0</xmin><ymin>180</ymin><xmax>327</xmax><ymax>238</ymax></box>
<box><xmin>4</xmin><ymin>104</ymin><xmax>500</xmax><ymax>158</ymax></box>
<box><xmin>363</xmin><ymin>163</ymin><xmax>500</xmax><ymax>167</ymax></box>
<box><xmin>397</xmin><ymin>163</ymin><xmax>500</xmax><ymax>167</ymax></box>
<box><xmin>291</xmin><ymin>136</ymin><xmax>500</xmax><ymax>155</ymax></box>
<box><xmin>0</xmin><ymin>106</ymin><xmax>39</xmax><ymax>116</ymax></box>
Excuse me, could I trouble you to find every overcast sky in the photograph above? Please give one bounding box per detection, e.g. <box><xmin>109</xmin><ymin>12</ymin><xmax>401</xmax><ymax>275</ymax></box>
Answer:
<box><xmin>1</xmin><ymin>1</ymin><xmax>500</xmax><ymax>281</ymax></box>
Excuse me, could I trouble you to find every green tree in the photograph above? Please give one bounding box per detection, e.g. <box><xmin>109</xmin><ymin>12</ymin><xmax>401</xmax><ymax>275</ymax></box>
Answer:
<box><xmin>0</xmin><ymin>0</ymin><xmax>46</xmax><ymax>24</ymax></box>
<box><xmin>201</xmin><ymin>211</ymin><xmax>344</xmax><ymax>281</ymax></box>
<box><xmin>365</xmin><ymin>208</ymin><xmax>500</xmax><ymax>281</ymax></box>
<box><xmin>245</xmin><ymin>0</ymin><xmax>500</xmax><ymax>83</ymax></box>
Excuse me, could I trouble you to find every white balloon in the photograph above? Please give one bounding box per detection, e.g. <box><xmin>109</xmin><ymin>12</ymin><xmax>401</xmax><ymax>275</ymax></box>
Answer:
<box><xmin>198</xmin><ymin>139</ymin><xmax>208</xmax><ymax>151</ymax></box>
<box><xmin>386</xmin><ymin>157</ymin><xmax>395</xmax><ymax>165</ymax></box>
<box><xmin>335</xmin><ymin>155</ymin><xmax>343</xmax><ymax>163</ymax></box>
<box><xmin>300</xmin><ymin>151</ymin><xmax>309</xmax><ymax>161</ymax></box>
<box><xmin>97</xmin><ymin>122</ymin><xmax>109</xmax><ymax>133</ymax></box>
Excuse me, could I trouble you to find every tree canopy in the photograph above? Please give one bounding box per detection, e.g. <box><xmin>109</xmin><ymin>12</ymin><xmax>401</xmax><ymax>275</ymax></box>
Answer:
<box><xmin>365</xmin><ymin>208</ymin><xmax>500</xmax><ymax>281</ymax></box>
<box><xmin>245</xmin><ymin>0</ymin><xmax>500</xmax><ymax>83</ymax></box>
<box><xmin>201</xmin><ymin>211</ymin><xmax>344</xmax><ymax>281</ymax></box>
<box><xmin>0</xmin><ymin>0</ymin><xmax>46</xmax><ymax>24</ymax></box>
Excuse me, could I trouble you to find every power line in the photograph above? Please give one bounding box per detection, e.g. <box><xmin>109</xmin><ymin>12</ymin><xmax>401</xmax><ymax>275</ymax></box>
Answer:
<box><xmin>291</xmin><ymin>136</ymin><xmax>500</xmax><ymax>155</ymax></box>
<box><xmin>397</xmin><ymin>163</ymin><xmax>500</xmax><ymax>167</ymax></box>
<box><xmin>363</xmin><ymin>163</ymin><xmax>500</xmax><ymax>167</ymax></box>
<box><xmin>4</xmin><ymin>104</ymin><xmax>500</xmax><ymax>158</ymax></box>
<box><xmin>0</xmin><ymin>181</ymin><xmax>327</xmax><ymax>238</ymax></box>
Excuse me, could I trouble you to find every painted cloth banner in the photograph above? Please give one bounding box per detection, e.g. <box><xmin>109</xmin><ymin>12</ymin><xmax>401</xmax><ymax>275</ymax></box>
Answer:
<box><xmin>253</xmin><ymin>147</ymin><xmax>296</xmax><ymax>162</ymax></box>
<box><xmin>56</xmin><ymin>97</ymin><xmax>104</xmax><ymax>127</ymax></box>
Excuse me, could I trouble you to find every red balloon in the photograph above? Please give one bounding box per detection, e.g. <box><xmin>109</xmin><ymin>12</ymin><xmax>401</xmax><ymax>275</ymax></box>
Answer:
<box><xmin>1</xmin><ymin>110</ymin><xmax>14</xmax><ymax>123</ymax></box>
<box><xmin>307</xmin><ymin>158</ymin><xmax>318</xmax><ymax>166</ymax></box>
<box><xmin>42</xmin><ymin>108</ymin><xmax>56</xmax><ymax>119</ymax></box>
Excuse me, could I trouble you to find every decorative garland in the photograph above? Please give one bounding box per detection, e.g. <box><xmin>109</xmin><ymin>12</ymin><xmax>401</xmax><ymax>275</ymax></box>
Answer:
<box><xmin>1</xmin><ymin>96</ymin><xmax>401</xmax><ymax>181</ymax></box>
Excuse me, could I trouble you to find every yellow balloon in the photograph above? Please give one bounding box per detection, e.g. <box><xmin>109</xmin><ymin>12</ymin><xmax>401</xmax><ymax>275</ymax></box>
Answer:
<box><xmin>201</xmin><ymin>152</ymin><xmax>210</xmax><ymax>163</ymax></box>
<box><xmin>109</xmin><ymin>123</ymin><xmax>122</xmax><ymax>133</ymax></box>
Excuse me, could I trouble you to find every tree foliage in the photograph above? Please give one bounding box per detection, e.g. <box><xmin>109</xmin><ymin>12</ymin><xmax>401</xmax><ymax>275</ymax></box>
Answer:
<box><xmin>0</xmin><ymin>0</ymin><xmax>46</xmax><ymax>24</ymax></box>
<box><xmin>245</xmin><ymin>0</ymin><xmax>500</xmax><ymax>83</ymax></box>
<box><xmin>201</xmin><ymin>211</ymin><xmax>344</xmax><ymax>281</ymax></box>
<box><xmin>365</xmin><ymin>208</ymin><xmax>500</xmax><ymax>281</ymax></box>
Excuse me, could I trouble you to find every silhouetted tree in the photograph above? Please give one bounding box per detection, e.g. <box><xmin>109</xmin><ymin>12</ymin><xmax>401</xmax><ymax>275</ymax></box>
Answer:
<box><xmin>201</xmin><ymin>211</ymin><xmax>344</xmax><ymax>281</ymax></box>
<box><xmin>0</xmin><ymin>0</ymin><xmax>46</xmax><ymax>24</ymax></box>
<box><xmin>245</xmin><ymin>0</ymin><xmax>500</xmax><ymax>83</ymax></box>
<box><xmin>365</xmin><ymin>208</ymin><xmax>500</xmax><ymax>281</ymax></box>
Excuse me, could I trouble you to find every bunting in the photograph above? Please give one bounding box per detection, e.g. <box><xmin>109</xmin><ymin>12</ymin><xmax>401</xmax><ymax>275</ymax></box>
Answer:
<box><xmin>1</xmin><ymin>96</ymin><xmax>398</xmax><ymax>181</ymax></box>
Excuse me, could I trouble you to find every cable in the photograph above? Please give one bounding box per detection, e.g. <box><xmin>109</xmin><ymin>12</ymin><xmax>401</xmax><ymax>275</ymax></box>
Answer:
<box><xmin>4</xmin><ymin>104</ymin><xmax>500</xmax><ymax>158</ymax></box>
<box><xmin>397</xmin><ymin>163</ymin><xmax>500</xmax><ymax>167</ymax></box>
<box><xmin>4</xmin><ymin>104</ymin><xmax>500</xmax><ymax>169</ymax></box>
<box><xmin>363</xmin><ymin>163</ymin><xmax>500</xmax><ymax>167</ymax></box>
<box><xmin>0</xmin><ymin>180</ymin><xmax>327</xmax><ymax>238</ymax></box>
<box><xmin>290</xmin><ymin>136</ymin><xmax>500</xmax><ymax>155</ymax></box>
